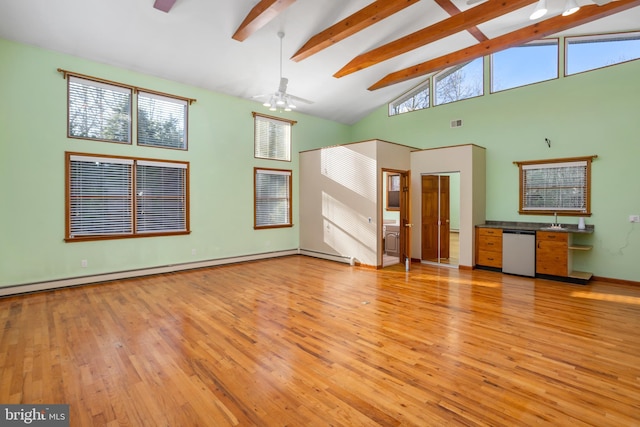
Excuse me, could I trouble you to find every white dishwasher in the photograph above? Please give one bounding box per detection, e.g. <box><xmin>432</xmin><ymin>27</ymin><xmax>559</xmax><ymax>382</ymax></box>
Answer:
<box><xmin>502</xmin><ymin>229</ymin><xmax>536</xmax><ymax>277</ymax></box>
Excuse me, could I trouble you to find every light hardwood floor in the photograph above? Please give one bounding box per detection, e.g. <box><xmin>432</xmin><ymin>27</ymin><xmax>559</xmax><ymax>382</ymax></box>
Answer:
<box><xmin>1</xmin><ymin>256</ymin><xmax>639</xmax><ymax>426</ymax></box>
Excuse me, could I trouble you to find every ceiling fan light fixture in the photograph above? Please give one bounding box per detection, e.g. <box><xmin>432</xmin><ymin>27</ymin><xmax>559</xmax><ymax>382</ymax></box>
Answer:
<box><xmin>562</xmin><ymin>0</ymin><xmax>580</xmax><ymax>16</ymax></box>
<box><xmin>529</xmin><ymin>0</ymin><xmax>547</xmax><ymax>20</ymax></box>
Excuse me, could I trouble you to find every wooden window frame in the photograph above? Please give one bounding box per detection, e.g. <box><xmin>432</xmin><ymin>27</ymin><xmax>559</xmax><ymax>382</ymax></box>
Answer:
<box><xmin>254</xmin><ymin>167</ymin><xmax>293</xmax><ymax>229</ymax></box>
<box><xmin>253</xmin><ymin>112</ymin><xmax>296</xmax><ymax>162</ymax></box>
<box><xmin>66</xmin><ymin>152</ymin><xmax>190</xmax><ymax>242</ymax></box>
<box><xmin>387</xmin><ymin>173</ymin><xmax>400</xmax><ymax>211</ymax></box>
<box><xmin>514</xmin><ymin>155</ymin><xmax>597</xmax><ymax>217</ymax></box>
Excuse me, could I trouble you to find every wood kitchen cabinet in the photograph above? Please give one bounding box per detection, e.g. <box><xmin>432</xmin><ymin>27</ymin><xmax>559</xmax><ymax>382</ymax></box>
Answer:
<box><xmin>475</xmin><ymin>228</ymin><xmax>503</xmax><ymax>269</ymax></box>
<box><xmin>536</xmin><ymin>231</ymin><xmax>568</xmax><ymax>276</ymax></box>
<box><xmin>536</xmin><ymin>231</ymin><xmax>593</xmax><ymax>281</ymax></box>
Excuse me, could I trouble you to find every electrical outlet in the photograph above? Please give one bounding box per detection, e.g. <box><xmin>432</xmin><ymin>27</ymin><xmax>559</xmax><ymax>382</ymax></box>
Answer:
<box><xmin>630</xmin><ymin>215</ymin><xmax>640</xmax><ymax>223</ymax></box>
<box><xmin>81</xmin><ymin>259</ymin><xmax>88</xmax><ymax>268</ymax></box>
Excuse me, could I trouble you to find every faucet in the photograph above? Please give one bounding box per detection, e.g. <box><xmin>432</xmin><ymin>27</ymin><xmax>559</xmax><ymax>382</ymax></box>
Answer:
<box><xmin>554</xmin><ymin>212</ymin><xmax>558</xmax><ymax>227</ymax></box>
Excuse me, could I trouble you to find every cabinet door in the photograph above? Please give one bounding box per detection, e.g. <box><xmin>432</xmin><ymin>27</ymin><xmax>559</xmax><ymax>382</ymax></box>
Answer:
<box><xmin>536</xmin><ymin>232</ymin><xmax>568</xmax><ymax>276</ymax></box>
<box><xmin>476</xmin><ymin>228</ymin><xmax>502</xmax><ymax>268</ymax></box>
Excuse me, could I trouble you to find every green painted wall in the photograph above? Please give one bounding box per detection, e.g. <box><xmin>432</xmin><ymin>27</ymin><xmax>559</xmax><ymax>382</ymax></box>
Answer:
<box><xmin>351</xmin><ymin>57</ymin><xmax>640</xmax><ymax>282</ymax></box>
<box><xmin>0</xmin><ymin>39</ymin><xmax>351</xmax><ymax>287</ymax></box>
<box><xmin>2</xmin><ymin>37</ymin><xmax>639</xmax><ymax>286</ymax></box>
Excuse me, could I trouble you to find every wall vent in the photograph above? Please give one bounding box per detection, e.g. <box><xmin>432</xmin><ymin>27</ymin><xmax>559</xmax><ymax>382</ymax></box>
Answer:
<box><xmin>450</xmin><ymin>119</ymin><xmax>463</xmax><ymax>128</ymax></box>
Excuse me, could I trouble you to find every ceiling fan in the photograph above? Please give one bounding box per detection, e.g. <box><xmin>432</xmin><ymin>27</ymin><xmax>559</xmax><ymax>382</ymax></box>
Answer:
<box><xmin>253</xmin><ymin>31</ymin><xmax>313</xmax><ymax>112</ymax></box>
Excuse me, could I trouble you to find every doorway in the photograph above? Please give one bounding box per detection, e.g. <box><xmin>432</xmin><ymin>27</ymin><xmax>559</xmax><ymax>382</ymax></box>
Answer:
<box><xmin>421</xmin><ymin>173</ymin><xmax>460</xmax><ymax>266</ymax></box>
<box><xmin>382</xmin><ymin>170</ymin><xmax>410</xmax><ymax>268</ymax></box>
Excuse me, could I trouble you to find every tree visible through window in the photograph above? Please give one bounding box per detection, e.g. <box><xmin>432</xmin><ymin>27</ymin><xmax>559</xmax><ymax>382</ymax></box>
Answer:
<box><xmin>389</xmin><ymin>79</ymin><xmax>430</xmax><ymax>116</ymax></box>
<box><xmin>434</xmin><ymin>58</ymin><xmax>483</xmax><ymax>106</ymax></box>
<box><xmin>68</xmin><ymin>76</ymin><xmax>132</xmax><ymax>143</ymax></box>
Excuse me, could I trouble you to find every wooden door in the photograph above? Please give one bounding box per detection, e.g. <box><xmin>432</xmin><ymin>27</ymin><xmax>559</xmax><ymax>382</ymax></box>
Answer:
<box><xmin>421</xmin><ymin>175</ymin><xmax>450</xmax><ymax>261</ymax></box>
<box><xmin>400</xmin><ymin>171</ymin><xmax>411</xmax><ymax>266</ymax></box>
<box><xmin>440</xmin><ymin>175</ymin><xmax>450</xmax><ymax>260</ymax></box>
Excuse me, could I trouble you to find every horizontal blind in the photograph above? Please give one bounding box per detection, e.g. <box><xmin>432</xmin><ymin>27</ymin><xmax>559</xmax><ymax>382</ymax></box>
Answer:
<box><xmin>69</xmin><ymin>155</ymin><xmax>133</xmax><ymax>237</ymax></box>
<box><xmin>254</xmin><ymin>115</ymin><xmax>291</xmax><ymax>161</ymax></box>
<box><xmin>135</xmin><ymin>161</ymin><xmax>187</xmax><ymax>233</ymax></box>
<box><xmin>255</xmin><ymin>169</ymin><xmax>291</xmax><ymax>227</ymax></box>
<box><xmin>68</xmin><ymin>76</ymin><xmax>132</xmax><ymax>142</ymax></box>
<box><xmin>137</xmin><ymin>91</ymin><xmax>187</xmax><ymax>149</ymax></box>
<box><xmin>522</xmin><ymin>161</ymin><xmax>587</xmax><ymax>211</ymax></box>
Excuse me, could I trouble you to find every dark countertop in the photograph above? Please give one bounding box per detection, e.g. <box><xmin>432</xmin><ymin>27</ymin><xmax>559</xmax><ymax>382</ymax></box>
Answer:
<box><xmin>477</xmin><ymin>220</ymin><xmax>594</xmax><ymax>234</ymax></box>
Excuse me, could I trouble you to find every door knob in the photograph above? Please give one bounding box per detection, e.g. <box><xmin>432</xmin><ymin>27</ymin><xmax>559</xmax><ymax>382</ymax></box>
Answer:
<box><xmin>405</xmin><ymin>223</ymin><xmax>413</xmax><ymax>228</ymax></box>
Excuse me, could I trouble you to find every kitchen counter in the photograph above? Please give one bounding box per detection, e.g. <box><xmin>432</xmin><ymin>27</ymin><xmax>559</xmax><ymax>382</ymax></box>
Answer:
<box><xmin>477</xmin><ymin>220</ymin><xmax>594</xmax><ymax>234</ymax></box>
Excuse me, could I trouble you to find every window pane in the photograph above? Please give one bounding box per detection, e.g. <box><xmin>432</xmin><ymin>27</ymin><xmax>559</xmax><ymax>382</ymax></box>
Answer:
<box><xmin>389</xmin><ymin>79</ymin><xmax>430</xmax><ymax>116</ymax></box>
<box><xmin>492</xmin><ymin>41</ymin><xmax>558</xmax><ymax>92</ymax></box>
<box><xmin>255</xmin><ymin>169</ymin><xmax>291</xmax><ymax>228</ymax></box>
<box><xmin>254</xmin><ymin>115</ymin><xmax>291</xmax><ymax>161</ymax></box>
<box><xmin>434</xmin><ymin>58</ymin><xmax>483</xmax><ymax>106</ymax></box>
<box><xmin>566</xmin><ymin>32</ymin><xmax>640</xmax><ymax>75</ymax></box>
<box><xmin>69</xmin><ymin>156</ymin><xmax>133</xmax><ymax>237</ymax></box>
<box><xmin>136</xmin><ymin>162</ymin><xmax>187</xmax><ymax>233</ymax></box>
<box><xmin>68</xmin><ymin>77</ymin><xmax>132</xmax><ymax>143</ymax></box>
<box><xmin>522</xmin><ymin>161</ymin><xmax>588</xmax><ymax>213</ymax></box>
<box><xmin>138</xmin><ymin>92</ymin><xmax>188</xmax><ymax>150</ymax></box>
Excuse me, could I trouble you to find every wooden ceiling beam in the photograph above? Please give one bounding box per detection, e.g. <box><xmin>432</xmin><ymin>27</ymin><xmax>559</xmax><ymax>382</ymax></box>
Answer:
<box><xmin>335</xmin><ymin>0</ymin><xmax>538</xmax><ymax>78</ymax></box>
<box><xmin>290</xmin><ymin>0</ymin><xmax>420</xmax><ymax>62</ymax></box>
<box><xmin>433</xmin><ymin>0</ymin><xmax>488</xmax><ymax>42</ymax></box>
<box><xmin>232</xmin><ymin>0</ymin><xmax>297</xmax><ymax>42</ymax></box>
<box><xmin>369</xmin><ymin>0</ymin><xmax>640</xmax><ymax>90</ymax></box>
<box><xmin>153</xmin><ymin>0</ymin><xmax>177</xmax><ymax>13</ymax></box>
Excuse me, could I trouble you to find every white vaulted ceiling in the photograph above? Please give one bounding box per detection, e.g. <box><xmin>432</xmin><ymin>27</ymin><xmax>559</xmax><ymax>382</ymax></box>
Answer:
<box><xmin>0</xmin><ymin>0</ymin><xmax>639</xmax><ymax>124</ymax></box>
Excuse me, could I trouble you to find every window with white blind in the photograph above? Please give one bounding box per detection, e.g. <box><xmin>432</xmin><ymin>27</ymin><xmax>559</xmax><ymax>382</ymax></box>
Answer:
<box><xmin>516</xmin><ymin>156</ymin><xmax>595</xmax><ymax>216</ymax></box>
<box><xmin>253</xmin><ymin>113</ymin><xmax>295</xmax><ymax>162</ymax></box>
<box><xmin>67</xmin><ymin>76</ymin><xmax>132</xmax><ymax>143</ymax></box>
<box><xmin>66</xmin><ymin>153</ymin><xmax>189</xmax><ymax>241</ymax></box>
<box><xmin>254</xmin><ymin>168</ymin><xmax>292</xmax><ymax>229</ymax></box>
<box><xmin>138</xmin><ymin>91</ymin><xmax>188</xmax><ymax>150</ymax></box>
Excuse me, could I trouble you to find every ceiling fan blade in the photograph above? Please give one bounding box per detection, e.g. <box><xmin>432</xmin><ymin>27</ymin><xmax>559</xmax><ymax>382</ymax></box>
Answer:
<box><xmin>466</xmin><ymin>0</ymin><xmax>486</xmax><ymax>4</ymax></box>
<box><xmin>251</xmin><ymin>93</ymin><xmax>271</xmax><ymax>99</ymax></box>
<box><xmin>288</xmin><ymin>94</ymin><xmax>314</xmax><ymax>105</ymax></box>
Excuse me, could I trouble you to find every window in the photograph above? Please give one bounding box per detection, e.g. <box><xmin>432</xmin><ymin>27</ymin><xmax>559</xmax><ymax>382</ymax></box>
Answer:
<box><xmin>515</xmin><ymin>156</ymin><xmax>596</xmax><ymax>216</ymax></box>
<box><xmin>253</xmin><ymin>112</ymin><xmax>295</xmax><ymax>161</ymax></box>
<box><xmin>67</xmin><ymin>76</ymin><xmax>132</xmax><ymax>143</ymax></box>
<box><xmin>387</xmin><ymin>174</ymin><xmax>400</xmax><ymax>210</ymax></box>
<box><xmin>566</xmin><ymin>32</ymin><xmax>640</xmax><ymax>76</ymax></box>
<box><xmin>389</xmin><ymin>79</ymin><xmax>430</xmax><ymax>116</ymax></box>
<box><xmin>434</xmin><ymin>58</ymin><xmax>483</xmax><ymax>106</ymax></box>
<box><xmin>491</xmin><ymin>40</ymin><xmax>558</xmax><ymax>92</ymax></box>
<box><xmin>138</xmin><ymin>91</ymin><xmax>188</xmax><ymax>150</ymax></box>
<box><xmin>61</xmin><ymin>69</ymin><xmax>194</xmax><ymax>148</ymax></box>
<box><xmin>66</xmin><ymin>152</ymin><xmax>189</xmax><ymax>241</ymax></box>
<box><xmin>254</xmin><ymin>168</ymin><xmax>292</xmax><ymax>229</ymax></box>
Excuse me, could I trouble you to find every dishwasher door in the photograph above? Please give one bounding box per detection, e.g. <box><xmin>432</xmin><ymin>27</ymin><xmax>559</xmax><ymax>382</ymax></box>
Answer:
<box><xmin>502</xmin><ymin>230</ymin><xmax>536</xmax><ymax>277</ymax></box>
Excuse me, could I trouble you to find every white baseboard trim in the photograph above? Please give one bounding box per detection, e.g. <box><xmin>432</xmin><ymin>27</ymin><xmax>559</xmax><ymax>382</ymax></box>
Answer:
<box><xmin>0</xmin><ymin>249</ymin><xmax>299</xmax><ymax>297</ymax></box>
<box><xmin>299</xmin><ymin>249</ymin><xmax>353</xmax><ymax>265</ymax></box>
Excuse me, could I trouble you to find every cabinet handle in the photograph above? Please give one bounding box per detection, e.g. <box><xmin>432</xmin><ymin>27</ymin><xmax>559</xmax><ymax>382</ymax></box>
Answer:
<box><xmin>488</xmin><ymin>257</ymin><xmax>494</xmax><ymax>261</ymax></box>
<box><xmin>488</xmin><ymin>242</ymin><xmax>493</xmax><ymax>246</ymax></box>
<box><xmin>537</xmin><ymin>242</ymin><xmax>540</xmax><ymax>249</ymax></box>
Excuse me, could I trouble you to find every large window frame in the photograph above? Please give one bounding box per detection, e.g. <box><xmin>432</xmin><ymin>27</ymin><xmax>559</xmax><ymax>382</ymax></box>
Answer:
<box><xmin>66</xmin><ymin>152</ymin><xmax>190</xmax><ymax>241</ymax></box>
<box><xmin>253</xmin><ymin>112</ymin><xmax>296</xmax><ymax>162</ymax></box>
<box><xmin>254</xmin><ymin>167</ymin><xmax>292</xmax><ymax>229</ymax></box>
<box><xmin>60</xmin><ymin>69</ymin><xmax>194</xmax><ymax>150</ymax></box>
<box><xmin>388</xmin><ymin>79</ymin><xmax>430</xmax><ymax>116</ymax></box>
<box><xmin>565</xmin><ymin>31</ymin><xmax>640</xmax><ymax>76</ymax></box>
<box><xmin>434</xmin><ymin>58</ymin><xmax>484</xmax><ymax>106</ymax></box>
<box><xmin>515</xmin><ymin>155</ymin><xmax>596</xmax><ymax>217</ymax></box>
<box><xmin>491</xmin><ymin>39</ymin><xmax>559</xmax><ymax>93</ymax></box>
